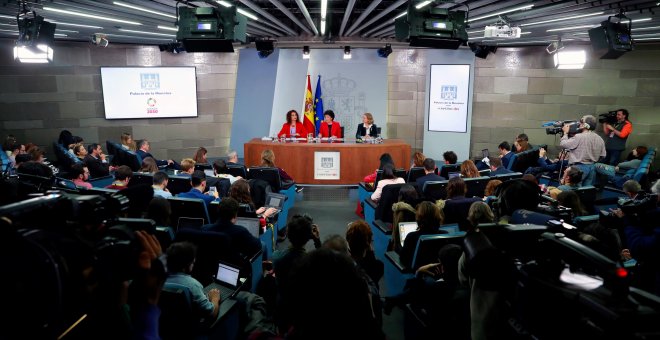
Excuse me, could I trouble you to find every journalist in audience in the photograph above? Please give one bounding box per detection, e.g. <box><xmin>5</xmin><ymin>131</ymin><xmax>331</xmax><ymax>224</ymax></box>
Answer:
<box><xmin>177</xmin><ymin>171</ymin><xmax>219</xmax><ymax>206</ymax></box>
<box><xmin>139</xmin><ymin>157</ymin><xmax>158</xmax><ymax>174</ymax></box>
<box><xmin>152</xmin><ymin>171</ymin><xmax>172</xmax><ymax>198</ymax></box>
<box><xmin>260</xmin><ymin>149</ymin><xmax>294</xmax><ymax>183</ymax></box>
<box><xmin>411</xmin><ymin>151</ymin><xmax>426</xmax><ymax>168</ymax></box>
<box><xmin>416</xmin><ymin>158</ymin><xmax>445</xmax><ymax>190</ymax></box>
<box><xmin>73</xmin><ymin>143</ymin><xmax>87</xmax><ymax>160</ymax></box>
<box><xmin>483</xmin><ymin>179</ymin><xmax>502</xmax><ymax>199</ymax></box>
<box><xmin>559</xmin><ymin>115</ymin><xmax>606</xmax><ymax>186</ymax></box>
<box><xmin>212</xmin><ymin>159</ymin><xmax>241</xmax><ymax>184</ymax></box>
<box><xmin>370</xmin><ymin>164</ymin><xmax>405</xmax><ymax>202</ymax></box>
<box><xmin>557</xmin><ymin>190</ymin><xmax>588</xmax><ymax>218</ymax></box>
<box><xmin>228</xmin><ymin>179</ymin><xmax>277</xmax><ymax>219</ymax></box>
<box><xmin>84</xmin><ymin>143</ymin><xmax>112</xmax><ymax>178</ymax></box>
<box><xmin>106</xmin><ymin>165</ymin><xmax>132</xmax><ymax>190</ymax></box>
<box><xmin>346</xmin><ymin>220</ymin><xmax>384</xmax><ymax>285</ymax></box>
<box><xmin>136</xmin><ymin>139</ymin><xmax>177</xmax><ymax>169</ymax></box>
<box><xmin>443</xmin><ymin>150</ymin><xmax>458</xmax><ymax>165</ymax></box>
<box><xmin>467</xmin><ymin>201</ymin><xmax>495</xmax><ymax>229</ymax></box>
<box><xmin>121</xmin><ymin>132</ymin><xmax>136</xmax><ymax>151</ymax></box>
<box><xmin>202</xmin><ymin>197</ymin><xmax>261</xmax><ymax>257</ymax></box>
<box><xmin>179</xmin><ymin>158</ymin><xmax>196</xmax><ymax>176</ymax></box>
<box><xmin>148</xmin><ymin>196</ymin><xmax>172</xmax><ymax>228</ymax></box>
<box><xmin>460</xmin><ymin>160</ymin><xmax>480</xmax><ymax>178</ymax></box>
<box><xmin>70</xmin><ymin>164</ymin><xmax>92</xmax><ymax>189</ymax></box>
<box><xmin>363</xmin><ymin>152</ymin><xmax>394</xmax><ymax>184</ymax></box>
<box><xmin>226</xmin><ymin>150</ymin><xmax>240</xmax><ymax>165</ymax></box>
<box><xmin>390</xmin><ymin>184</ymin><xmax>419</xmax><ymax>253</ymax></box>
<box><xmin>498</xmin><ymin>141</ymin><xmax>513</xmax><ymax>168</ymax></box>
<box><xmin>400</xmin><ymin>201</ymin><xmax>446</xmax><ymax>269</ymax></box>
<box><xmin>594</xmin><ymin>146</ymin><xmax>647</xmax><ymax>186</ymax></box>
<box><xmin>488</xmin><ymin>157</ymin><xmax>513</xmax><ymax>176</ymax></box>
<box><xmin>193</xmin><ymin>146</ymin><xmax>208</xmax><ymax>164</ymax></box>
<box><xmin>557</xmin><ymin>166</ymin><xmax>583</xmax><ymax>192</ymax></box>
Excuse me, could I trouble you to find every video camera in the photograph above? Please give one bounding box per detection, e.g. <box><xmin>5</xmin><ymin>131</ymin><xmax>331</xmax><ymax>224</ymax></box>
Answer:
<box><xmin>598</xmin><ymin>111</ymin><xmax>618</xmax><ymax>124</ymax></box>
<box><xmin>543</xmin><ymin>120</ymin><xmax>579</xmax><ymax>137</ymax></box>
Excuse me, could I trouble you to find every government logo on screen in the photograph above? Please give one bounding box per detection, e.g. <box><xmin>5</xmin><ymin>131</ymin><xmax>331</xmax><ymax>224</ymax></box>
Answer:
<box><xmin>140</xmin><ymin>73</ymin><xmax>160</xmax><ymax>90</ymax></box>
<box><xmin>440</xmin><ymin>85</ymin><xmax>458</xmax><ymax>100</ymax></box>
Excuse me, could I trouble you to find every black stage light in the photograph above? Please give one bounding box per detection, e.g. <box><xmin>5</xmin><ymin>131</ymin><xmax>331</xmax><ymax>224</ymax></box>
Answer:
<box><xmin>256</xmin><ymin>40</ymin><xmax>274</xmax><ymax>58</ymax></box>
<box><xmin>302</xmin><ymin>45</ymin><xmax>310</xmax><ymax>59</ymax></box>
<box><xmin>343</xmin><ymin>46</ymin><xmax>351</xmax><ymax>59</ymax></box>
<box><xmin>377</xmin><ymin>44</ymin><xmax>392</xmax><ymax>58</ymax></box>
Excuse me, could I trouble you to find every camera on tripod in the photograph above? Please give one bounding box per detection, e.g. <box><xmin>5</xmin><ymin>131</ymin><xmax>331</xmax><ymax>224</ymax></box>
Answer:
<box><xmin>598</xmin><ymin>111</ymin><xmax>618</xmax><ymax>124</ymax></box>
<box><xmin>544</xmin><ymin>120</ymin><xmax>579</xmax><ymax>137</ymax></box>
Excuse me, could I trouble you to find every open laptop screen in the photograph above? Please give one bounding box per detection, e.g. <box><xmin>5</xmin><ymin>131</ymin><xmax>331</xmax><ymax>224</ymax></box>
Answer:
<box><xmin>448</xmin><ymin>172</ymin><xmax>461</xmax><ymax>179</ymax></box>
<box><xmin>215</xmin><ymin>262</ymin><xmax>240</xmax><ymax>287</ymax></box>
<box><xmin>265</xmin><ymin>193</ymin><xmax>286</xmax><ymax>210</ymax></box>
<box><xmin>399</xmin><ymin>222</ymin><xmax>419</xmax><ymax>247</ymax></box>
<box><xmin>234</xmin><ymin>217</ymin><xmax>261</xmax><ymax>238</ymax></box>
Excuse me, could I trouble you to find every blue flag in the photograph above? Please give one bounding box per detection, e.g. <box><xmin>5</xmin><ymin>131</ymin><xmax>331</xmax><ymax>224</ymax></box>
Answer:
<box><xmin>314</xmin><ymin>75</ymin><xmax>323</xmax><ymax>135</ymax></box>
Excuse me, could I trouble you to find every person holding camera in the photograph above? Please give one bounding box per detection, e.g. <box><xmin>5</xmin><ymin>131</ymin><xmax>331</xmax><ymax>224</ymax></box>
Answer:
<box><xmin>603</xmin><ymin>109</ymin><xmax>633</xmax><ymax>165</ymax></box>
<box><xmin>559</xmin><ymin>115</ymin><xmax>606</xmax><ymax>187</ymax></box>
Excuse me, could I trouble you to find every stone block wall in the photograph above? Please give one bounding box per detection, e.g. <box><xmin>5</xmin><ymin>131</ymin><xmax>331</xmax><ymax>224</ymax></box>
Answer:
<box><xmin>0</xmin><ymin>40</ymin><xmax>237</xmax><ymax>163</ymax></box>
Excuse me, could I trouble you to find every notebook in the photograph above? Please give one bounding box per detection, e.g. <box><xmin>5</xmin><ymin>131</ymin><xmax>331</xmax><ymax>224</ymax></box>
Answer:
<box><xmin>235</xmin><ymin>217</ymin><xmax>261</xmax><ymax>238</ymax></box>
<box><xmin>264</xmin><ymin>192</ymin><xmax>286</xmax><ymax>212</ymax></box>
<box><xmin>203</xmin><ymin>261</ymin><xmax>244</xmax><ymax>301</ymax></box>
<box><xmin>399</xmin><ymin>222</ymin><xmax>419</xmax><ymax>247</ymax></box>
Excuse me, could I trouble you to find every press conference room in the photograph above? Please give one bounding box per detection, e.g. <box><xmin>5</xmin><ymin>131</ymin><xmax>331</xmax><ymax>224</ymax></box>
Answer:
<box><xmin>1</xmin><ymin>0</ymin><xmax>659</xmax><ymax>339</ymax></box>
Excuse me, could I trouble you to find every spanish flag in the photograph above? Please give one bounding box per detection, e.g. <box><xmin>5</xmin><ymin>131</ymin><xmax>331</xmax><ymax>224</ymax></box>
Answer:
<box><xmin>303</xmin><ymin>74</ymin><xmax>315</xmax><ymax>135</ymax></box>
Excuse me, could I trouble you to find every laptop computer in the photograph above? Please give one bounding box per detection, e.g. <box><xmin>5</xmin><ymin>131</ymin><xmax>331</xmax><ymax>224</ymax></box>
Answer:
<box><xmin>203</xmin><ymin>261</ymin><xmax>244</xmax><ymax>300</ymax></box>
<box><xmin>399</xmin><ymin>222</ymin><xmax>419</xmax><ymax>247</ymax></box>
<box><xmin>234</xmin><ymin>217</ymin><xmax>261</xmax><ymax>238</ymax></box>
<box><xmin>177</xmin><ymin>217</ymin><xmax>205</xmax><ymax>231</ymax></box>
<box><xmin>264</xmin><ymin>192</ymin><xmax>286</xmax><ymax>212</ymax></box>
<box><xmin>204</xmin><ymin>169</ymin><xmax>215</xmax><ymax>177</ymax></box>
<box><xmin>448</xmin><ymin>172</ymin><xmax>461</xmax><ymax>179</ymax></box>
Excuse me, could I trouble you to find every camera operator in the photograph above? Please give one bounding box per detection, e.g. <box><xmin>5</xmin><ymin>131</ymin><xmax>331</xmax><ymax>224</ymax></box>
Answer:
<box><xmin>603</xmin><ymin>109</ymin><xmax>633</xmax><ymax>165</ymax></box>
<box><xmin>559</xmin><ymin>115</ymin><xmax>606</xmax><ymax>187</ymax></box>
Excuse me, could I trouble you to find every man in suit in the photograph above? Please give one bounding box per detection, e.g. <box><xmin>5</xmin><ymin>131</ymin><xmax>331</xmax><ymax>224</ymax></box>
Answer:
<box><xmin>202</xmin><ymin>197</ymin><xmax>262</xmax><ymax>258</ymax></box>
<box><xmin>84</xmin><ymin>143</ymin><xmax>111</xmax><ymax>178</ymax></box>
<box><xmin>416</xmin><ymin>158</ymin><xmax>446</xmax><ymax>190</ymax></box>
<box><xmin>498</xmin><ymin>141</ymin><xmax>513</xmax><ymax>169</ymax></box>
<box><xmin>136</xmin><ymin>139</ymin><xmax>178</xmax><ymax>169</ymax></box>
<box><xmin>226</xmin><ymin>150</ymin><xmax>241</xmax><ymax>166</ymax></box>
<box><xmin>488</xmin><ymin>157</ymin><xmax>514</xmax><ymax>176</ymax></box>
<box><xmin>177</xmin><ymin>171</ymin><xmax>219</xmax><ymax>206</ymax></box>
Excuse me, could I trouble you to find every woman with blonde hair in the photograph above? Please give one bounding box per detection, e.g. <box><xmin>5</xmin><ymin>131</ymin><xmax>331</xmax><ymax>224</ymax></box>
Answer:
<box><xmin>260</xmin><ymin>149</ymin><xmax>293</xmax><ymax>182</ymax></box>
<box><xmin>193</xmin><ymin>147</ymin><xmax>208</xmax><ymax>164</ymax></box>
<box><xmin>467</xmin><ymin>201</ymin><xmax>495</xmax><ymax>228</ymax></box>
<box><xmin>411</xmin><ymin>151</ymin><xmax>426</xmax><ymax>168</ymax></box>
<box><xmin>72</xmin><ymin>143</ymin><xmax>87</xmax><ymax>160</ymax></box>
<box><xmin>356</xmin><ymin>112</ymin><xmax>378</xmax><ymax>139</ymax></box>
<box><xmin>400</xmin><ymin>201</ymin><xmax>446</xmax><ymax>269</ymax></box>
<box><xmin>139</xmin><ymin>157</ymin><xmax>158</xmax><ymax>173</ymax></box>
<box><xmin>460</xmin><ymin>160</ymin><xmax>480</xmax><ymax>178</ymax></box>
<box><xmin>121</xmin><ymin>132</ymin><xmax>136</xmax><ymax>151</ymax></box>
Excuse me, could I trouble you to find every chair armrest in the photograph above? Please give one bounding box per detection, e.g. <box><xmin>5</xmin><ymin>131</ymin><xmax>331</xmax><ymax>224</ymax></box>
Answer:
<box><xmin>374</xmin><ymin>219</ymin><xmax>392</xmax><ymax>235</ymax></box>
<box><xmin>385</xmin><ymin>251</ymin><xmax>412</xmax><ymax>274</ymax></box>
<box><xmin>366</xmin><ymin>198</ymin><xmax>378</xmax><ymax>209</ymax></box>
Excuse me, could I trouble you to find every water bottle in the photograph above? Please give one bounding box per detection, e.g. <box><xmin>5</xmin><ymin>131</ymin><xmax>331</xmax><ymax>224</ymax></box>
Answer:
<box><xmin>290</xmin><ymin>125</ymin><xmax>296</xmax><ymax>137</ymax></box>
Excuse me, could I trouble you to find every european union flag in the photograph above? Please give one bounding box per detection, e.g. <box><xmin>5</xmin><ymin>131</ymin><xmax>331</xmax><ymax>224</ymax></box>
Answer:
<box><xmin>314</xmin><ymin>75</ymin><xmax>323</xmax><ymax>135</ymax></box>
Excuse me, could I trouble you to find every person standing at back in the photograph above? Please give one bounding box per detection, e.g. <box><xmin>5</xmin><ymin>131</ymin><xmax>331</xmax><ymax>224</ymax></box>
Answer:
<box><xmin>559</xmin><ymin>115</ymin><xmax>606</xmax><ymax>186</ymax></box>
<box><xmin>603</xmin><ymin>108</ymin><xmax>633</xmax><ymax>165</ymax></box>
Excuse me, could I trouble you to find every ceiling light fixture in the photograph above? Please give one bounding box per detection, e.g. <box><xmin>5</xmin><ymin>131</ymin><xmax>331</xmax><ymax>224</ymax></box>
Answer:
<box><xmin>415</xmin><ymin>1</ymin><xmax>432</xmax><ymax>9</ymax></box>
<box><xmin>320</xmin><ymin>0</ymin><xmax>327</xmax><ymax>35</ymax></box>
<box><xmin>105</xmin><ymin>33</ymin><xmax>173</xmax><ymax>41</ymax></box>
<box><xmin>546</xmin><ymin>25</ymin><xmax>597</xmax><ymax>32</ymax></box>
<box><xmin>0</xmin><ymin>14</ymin><xmax>16</xmax><ymax>19</ymax></box>
<box><xmin>635</xmin><ymin>37</ymin><xmax>660</xmax><ymax>41</ymax></box>
<box><xmin>632</xmin><ymin>25</ymin><xmax>660</xmax><ymax>31</ymax></box>
<box><xmin>55</xmin><ymin>29</ymin><xmax>78</xmax><ymax>33</ymax></box>
<box><xmin>48</xmin><ymin>21</ymin><xmax>104</xmax><ymax>29</ymax></box>
<box><xmin>521</xmin><ymin>12</ymin><xmax>604</xmax><ymax>26</ymax></box>
<box><xmin>0</xmin><ymin>28</ymin><xmax>18</xmax><ymax>33</ymax></box>
<box><xmin>468</xmin><ymin>4</ymin><xmax>534</xmax><ymax>22</ymax></box>
<box><xmin>157</xmin><ymin>25</ymin><xmax>178</xmax><ymax>31</ymax></box>
<box><xmin>554</xmin><ymin>50</ymin><xmax>586</xmax><ymax>69</ymax></box>
<box><xmin>14</xmin><ymin>44</ymin><xmax>53</xmax><ymax>63</ymax></box>
<box><xmin>321</xmin><ymin>20</ymin><xmax>326</xmax><ymax>35</ymax></box>
<box><xmin>237</xmin><ymin>8</ymin><xmax>258</xmax><ymax>20</ymax></box>
<box><xmin>216</xmin><ymin>0</ymin><xmax>233</xmax><ymax>7</ymax></box>
<box><xmin>113</xmin><ymin>1</ymin><xmax>176</xmax><ymax>19</ymax></box>
<box><xmin>302</xmin><ymin>45</ymin><xmax>310</xmax><ymax>59</ymax></box>
<box><xmin>343</xmin><ymin>46</ymin><xmax>351</xmax><ymax>59</ymax></box>
<box><xmin>393</xmin><ymin>12</ymin><xmax>407</xmax><ymax>20</ymax></box>
<box><xmin>44</xmin><ymin>7</ymin><xmax>142</xmax><ymax>25</ymax></box>
<box><xmin>118</xmin><ymin>29</ymin><xmax>176</xmax><ymax>37</ymax></box>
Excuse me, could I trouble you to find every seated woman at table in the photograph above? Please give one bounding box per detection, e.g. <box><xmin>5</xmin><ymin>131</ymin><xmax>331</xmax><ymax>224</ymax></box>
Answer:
<box><xmin>319</xmin><ymin>110</ymin><xmax>342</xmax><ymax>138</ymax></box>
<box><xmin>355</xmin><ymin>112</ymin><xmax>378</xmax><ymax>140</ymax></box>
<box><xmin>261</xmin><ymin>149</ymin><xmax>294</xmax><ymax>183</ymax></box>
<box><xmin>278</xmin><ymin>109</ymin><xmax>307</xmax><ymax>138</ymax></box>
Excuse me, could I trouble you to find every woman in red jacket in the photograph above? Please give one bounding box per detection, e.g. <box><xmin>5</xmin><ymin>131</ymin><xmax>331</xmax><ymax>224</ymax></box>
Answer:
<box><xmin>318</xmin><ymin>110</ymin><xmax>342</xmax><ymax>138</ymax></box>
<box><xmin>278</xmin><ymin>109</ymin><xmax>306</xmax><ymax>138</ymax></box>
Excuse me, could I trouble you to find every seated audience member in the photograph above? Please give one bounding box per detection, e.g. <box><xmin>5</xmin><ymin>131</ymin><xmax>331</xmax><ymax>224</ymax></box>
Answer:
<box><xmin>443</xmin><ymin>150</ymin><xmax>458</xmax><ymax>165</ymax></box>
<box><xmin>202</xmin><ymin>197</ymin><xmax>261</xmax><ymax>257</ymax></box>
<box><xmin>260</xmin><ymin>149</ymin><xmax>294</xmax><ymax>183</ymax></box>
<box><xmin>70</xmin><ymin>164</ymin><xmax>92</xmax><ymax>189</ymax></box>
<box><xmin>498</xmin><ymin>141</ymin><xmax>513</xmax><ymax>168</ymax></box>
<box><xmin>531</xmin><ymin>147</ymin><xmax>569</xmax><ymax>175</ymax></box>
<box><xmin>460</xmin><ymin>160</ymin><xmax>480</xmax><ymax>178</ymax></box>
<box><xmin>106</xmin><ymin>165</ymin><xmax>132</xmax><ymax>190</ymax></box>
<box><xmin>467</xmin><ymin>201</ymin><xmax>495</xmax><ymax>229</ymax></box>
<box><xmin>594</xmin><ymin>146</ymin><xmax>647</xmax><ymax>185</ymax></box>
<box><xmin>226</xmin><ymin>150</ymin><xmax>240</xmax><ymax>165</ymax></box>
<box><xmin>278</xmin><ymin>109</ymin><xmax>306</xmax><ymax>138</ymax></box>
<box><xmin>193</xmin><ymin>147</ymin><xmax>208</xmax><ymax>164</ymax></box>
<box><xmin>370</xmin><ymin>164</ymin><xmax>405</xmax><ymax>202</ymax></box>
<box><xmin>488</xmin><ymin>157</ymin><xmax>513</xmax><ymax>176</ymax></box>
<box><xmin>148</xmin><ymin>196</ymin><xmax>172</xmax><ymax>227</ymax></box>
<box><xmin>411</xmin><ymin>151</ymin><xmax>426</xmax><ymax>168</ymax></box>
<box><xmin>177</xmin><ymin>171</ymin><xmax>219</xmax><ymax>206</ymax></box>
<box><xmin>391</xmin><ymin>184</ymin><xmax>420</xmax><ymax>253</ymax></box>
<box><xmin>416</xmin><ymin>158</ymin><xmax>446</xmax><ymax>190</ymax></box>
<box><xmin>522</xmin><ymin>174</ymin><xmax>545</xmax><ymax>193</ymax></box>
<box><xmin>228</xmin><ymin>179</ymin><xmax>277</xmax><ymax>219</ymax></box>
<box><xmin>363</xmin><ymin>152</ymin><xmax>394</xmax><ymax>184</ymax></box>
<box><xmin>400</xmin><ymin>201</ymin><xmax>447</xmax><ymax>269</ymax></box>
<box><xmin>139</xmin><ymin>157</ymin><xmax>159</xmax><ymax>174</ymax></box>
<box><xmin>557</xmin><ymin>190</ymin><xmax>588</xmax><ymax>218</ymax></box>
<box><xmin>355</xmin><ymin>112</ymin><xmax>378</xmax><ymax>139</ymax></box>
<box><xmin>72</xmin><ymin>143</ymin><xmax>87</xmax><ymax>160</ymax></box>
<box><xmin>483</xmin><ymin>179</ymin><xmax>502</xmax><ymax>199</ymax></box>
<box><xmin>443</xmin><ymin>177</ymin><xmax>482</xmax><ymax>229</ymax></box>
<box><xmin>621</xmin><ymin>179</ymin><xmax>643</xmax><ymax>199</ymax></box>
<box><xmin>14</xmin><ymin>154</ymin><xmax>32</xmax><ymax>171</ymax></box>
<box><xmin>346</xmin><ymin>220</ymin><xmax>384</xmax><ymax>285</ymax></box>
<box><xmin>164</xmin><ymin>242</ymin><xmax>221</xmax><ymax>325</ymax></box>
<box><xmin>136</xmin><ymin>139</ymin><xmax>176</xmax><ymax>168</ymax></box>
<box><xmin>179</xmin><ymin>158</ymin><xmax>196</xmax><ymax>176</ymax></box>
<box><xmin>212</xmin><ymin>159</ymin><xmax>241</xmax><ymax>184</ymax></box>
<box><xmin>84</xmin><ymin>143</ymin><xmax>112</xmax><ymax>178</ymax></box>
<box><xmin>496</xmin><ymin>179</ymin><xmax>543</xmax><ymax>223</ymax></box>
<box><xmin>152</xmin><ymin>171</ymin><xmax>172</xmax><ymax>198</ymax></box>
<box><xmin>556</xmin><ymin>166</ymin><xmax>582</xmax><ymax>192</ymax></box>
<box><xmin>318</xmin><ymin>110</ymin><xmax>342</xmax><ymax>138</ymax></box>
<box><xmin>272</xmin><ymin>214</ymin><xmax>321</xmax><ymax>329</ymax></box>
<box><xmin>514</xmin><ymin>133</ymin><xmax>532</xmax><ymax>153</ymax></box>
<box><xmin>279</xmin><ymin>248</ymin><xmax>385</xmax><ymax>340</ymax></box>
<box><xmin>121</xmin><ymin>132</ymin><xmax>136</xmax><ymax>151</ymax></box>
<box><xmin>382</xmin><ymin>244</ymin><xmax>469</xmax><ymax>339</ymax></box>
<box><xmin>57</xmin><ymin>130</ymin><xmax>74</xmax><ymax>148</ymax></box>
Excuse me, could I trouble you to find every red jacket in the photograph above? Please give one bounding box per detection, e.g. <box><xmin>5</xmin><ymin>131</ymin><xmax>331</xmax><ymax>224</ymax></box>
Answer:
<box><xmin>318</xmin><ymin>121</ymin><xmax>342</xmax><ymax>138</ymax></box>
<box><xmin>278</xmin><ymin>122</ymin><xmax>306</xmax><ymax>138</ymax></box>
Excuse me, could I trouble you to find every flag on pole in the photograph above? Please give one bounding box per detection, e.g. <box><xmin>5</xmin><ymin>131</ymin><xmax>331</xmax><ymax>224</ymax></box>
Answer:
<box><xmin>303</xmin><ymin>74</ymin><xmax>315</xmax><ymax>135</ymax></box>
<box><xmin>314</xmin><ymin>75</ymin><xmax>323</xmax><ymax>135</ymax></box>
